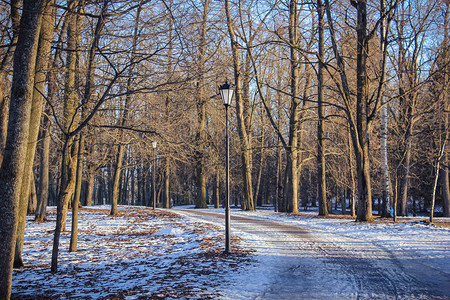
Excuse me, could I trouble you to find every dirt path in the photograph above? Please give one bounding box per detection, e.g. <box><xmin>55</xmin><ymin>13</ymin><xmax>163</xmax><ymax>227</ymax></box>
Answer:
<box><xmin>174</xmin><ymin>209</ymin><xmax>449</xmax><ymax>299</ymax></box>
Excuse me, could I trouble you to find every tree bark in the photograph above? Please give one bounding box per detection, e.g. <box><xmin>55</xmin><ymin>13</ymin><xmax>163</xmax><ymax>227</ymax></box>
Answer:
<box><xmin>224</xmin><ymin>0</ymin><xmax>254</xmax><ymax>211</ymax></box>
<box><xmin>441</xmin><ymin>2</ymin><xmax>450</xmax><ymax>218</ymax></box>
<box><xmin>285</xmin><ymin>0</ymin><xmax>301</xmax><ymax>214</ymax></box>
<box><xmin>35</xmin><ymin>104</ymin><xmax>50</xmax><ymax>222</ymax></box>
<box><xmin>164</xmin><ymin>157</ymin><xmax>170</xmax><ymax>208</ymax></box>
<box><xmin>111</xmin><ymin>0</ymin><xmax>136</xmax><ymax>215</ymax></box>
<box><xmin>0</xmin><ymin>0</ymin><xmax>45</xmax><ymax>296</ymax></box>
<box><xmin>317</xmin><ymin>0</ymin><xmax>328</xmax><ymax>216</ymax></box>
<box><xmin>14</xmin><ymin>0</ymin><xmax>55</xmax><ymax>268</ymax></box>
<box><xmin>69</xmin><ymin>1</ymin><xmax>85</xmax><ymax>252</ymax></box>
<box><xmin>70</xmin><ymin>134</ymin><xmax>84</xmax><ymax>252</ymax></box>
<box><xmin>348</xmin><ymin>129</ymin><xmax>356</xmax><ymax>217</ymax></box>
<box><xmin>28</xmin><ymin>174</ymin><xmax>37</xmax><ymax>215</ymax></box>
<box><xmin>0</xmin><ymin>0</ymin><xmax>21</xmax><ymax>166</ymax></box>
<box><xmin>354</xmin><ymin>0</ymin><xmax>373</xmax><ymax>222</ymax></box>
<box><xmin>194</xmin><ymin>0</ymin><xmax>210</xmax><ymax>209</ymax></box>
<box><xmin>215</xmin><ymin>170</ymin><xmax>220</xmax><ymax>209</ymax></box>
<box><xmin>380</xmin><ymin>0</ymin><xmax>392</xmax><ymax>218</ymax></box>
<box><xmin>51</xmin><ymin>137</ymin><xmax>78</xmax><ymax>273</ymax></box>
<box><xmin>51</xmin><ymin>0</ymin><xmax>80</xmax><ymax>273</ymax></box>
<box><xmin>254</xmin><ymin>117</ymin><xmax>265</xmax><ymax>207</ymax></box>
<box><xmin>111</xmin><ymin>144</ymin><xmax>124</xmax><ymax>215</ymax></box>
<box><xmin>0</xmin><ymin>81</ymin><xmax>8</xmax><ymax>166</ymax></box>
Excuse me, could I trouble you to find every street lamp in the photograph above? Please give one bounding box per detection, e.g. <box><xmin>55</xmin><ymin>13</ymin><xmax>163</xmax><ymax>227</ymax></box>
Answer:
<box><xmin>152</xmin><ymin>141</ymin><xmax>157</xmax><ymax>210</ymax></box>
<box><xmin>219</xmin><ymin>81</ymin><xmax>234</xmax><ymax>253</ymax></box>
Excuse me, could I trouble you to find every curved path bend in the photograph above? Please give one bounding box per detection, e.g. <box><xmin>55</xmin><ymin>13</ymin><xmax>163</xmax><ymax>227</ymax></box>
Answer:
<box><xmin>174</xmin><ymin>209</ymin><xmax>449</xmax><ymax>300</ymax></box>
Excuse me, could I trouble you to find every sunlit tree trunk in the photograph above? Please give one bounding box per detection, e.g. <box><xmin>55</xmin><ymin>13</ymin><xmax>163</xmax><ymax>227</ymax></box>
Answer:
<box><xmin>85</xmin><ymin>143</ymin><xmax>95</xmax><ymax>207</ymax></box>
<box><xmin>164</xmin><ymin>157</ymin><xmax>170</xmax><ymax>208</ymax></box>
<box><xmin>317</xmin><ymin>0</ymin><xmax>328</xmax><ymax>216</ymax></box>
<box><xmin>14</xmin><ymin>0</ymin><xmax>55</xmax><ymax>268</ymax></box>
<box><xmin>348</xmin><ymin>129</ymin><xmax>356</xmax><ymax>217</ymax></box>
<box><xmin>70</xmin><ymin>3</ymin><xmax>86</xmax><ymax>251</ymax></box>
<box><xmin>285</xmin><ymin>0</ymin><xmax>300</xmax><ymax>214</ymax></box>
<box><xmin>0</xmin><ymin>0</ymin><xmax>21</xmax><ymax>166</ymax></box>
<box><xmin>254</xmin><ymin>108</ymin><xmax>265</xmax><ymax>207</ymax></box>
<box><xmin>0</xmin><ymin>0</ymin><xmax>45</xmax><ymax>296</ymax></box>
<box><xmin>110</xmin><ymin>0</ymin><xmax>131</xmax><ymax>216</ymax></box>
<box><xmin>225</xmin><ymin>0</ymin><xmax>254</xmax><ymax>211</ymax></box>
<box><xmin>69</xmin><ymin>135</ymin><xmax>83</xmax><ymax>252</ymax></box>
<box><xmin>215</xmin><ymin>170</ymin><xmax>220</xmax><ymax>209</ymax></box>
<box><xmin>194</xmin><ymin>0</ymin><xmax>210</xmax><ymax>209</ymax></box>
<box><xmin>52</xmin><ymin>0</ymin><xmax>80</xmax><ymax>273</ymax></box>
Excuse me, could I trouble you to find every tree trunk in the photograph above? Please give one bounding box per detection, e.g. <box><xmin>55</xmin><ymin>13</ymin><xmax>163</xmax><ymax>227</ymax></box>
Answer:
<box><xmin>69</xmin><ymin>134</ymin><xmax>84</xmax><ymax>252</ymax></box>
<box><xmin>84</xmin><ymin>136</ymin><xmax>97</xmax><ymax>207</ymax></box>
<box><xmin>111</xmin><ymin>144</ymin><xmax>124</xmax><ymax>215</ymax></box>
<box><xmin>0</xmin><ymin>82</ymin><xmax>8</xmax><ymax>166</ymax></box>
<box><xmin>51</xmin><ymin>137</ymin><xmax>78</xmax><ymax>273</ymax></box>
<box><xmin>317</xmin><ymin>0</ymin><xmax>328</xmax><ymax>216</ymax></box>
<box><xmin>398</xmin><ymin>146</ymin><xmax>411</xmax><ymax>216</ymax></box>
<box><xmin>224</xmin><ymin>0</ymin><xmax>254</xmax><ymax>211</ymax></box>
<box><xmin>28</xmin><ymin>174</ymin><xmax>37</xmax><ymax>215</ymax></box>
<box><xmin>60</xmin><ymin>0</ymin><xmax>80</xmax><ymax>232</ymax></box>
<box><xmin>441</xmin><ymin>2</ymin><xmax>450</xmax><ymax>218</ymax></box>
<box><xmin>131</xmin><ymin>166</ymin><xmax>135</xmax><ymax>205</ymax></box>
<box><xmin>111</xmin><ymin>0</ymin><xmax>136</xmax><ymax>214</ymax></box>
<box><xmin>285</xmin><ymin>0</ymin><xmax>301</xmax><ymax>214</ymax></box>
<box><xmin>0</xmin><ymin>0</ymin><xmax>21</xmax><ymax>166</ymax></box>
<box><xmin>51</xmin><ymin>0</ymin><xmax>80</xmax><ymax>273</ymax></box>
<box><xmin>354</xmin><ymin>0</ymin><xmax>373</xmax><ymax>222</ymax></box>
<box><xmin>0</xmin><ymin>0</ymin><xmax>45</xmax><ymax>296</ymax></box>
<box><xmin>254</xmin><ymin>124</ymin><xmax>265</xmax><ymax>207</ymax></box>
<box><xmin>431</xmin><ymin>137</ymin><xmax>448</xmax><ymax>223</ymax></box>
<box><xmin>194</xmin><ymin>0</ymin><xmax>210</xmax><ymax>209</ymax></box>
<box><xmin>69</xmin><ymin>1</ymin><xmax>85</xmax><ymax>251</ymax></box>
<box><xmin>14</xmin><ymin>0</ymin><xmax>55</xmax><ymax>268</ymax></box>
<box><xmin>215</xmin><ymin>170</ymin><xmax>220</xmax><ymax>209</ymax></box>
<box><xmin>164</xmin><ymin>157</ymin><xmax>170</xmax><ymax>208</ymax></box>
<box><xmin>380</xmin><ymin>0</ymin><xmax>392</xmax><ymax>218</ymax></box>
<box><xmin>35</xmin><ymin>105</ymin><xmax>50</xmax><ymax>222</ymax></box>
<box><xmin>86</xmin><ymin>169</ymin><xmax>94</xmax><ymax>206</ymax></box>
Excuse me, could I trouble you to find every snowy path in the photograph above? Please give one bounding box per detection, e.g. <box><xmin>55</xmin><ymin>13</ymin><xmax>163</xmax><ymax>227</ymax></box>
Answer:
<box><xmin>174</xmin><ymin>208</ymin><xmax>450</xmax><ymax>299</ymax></box>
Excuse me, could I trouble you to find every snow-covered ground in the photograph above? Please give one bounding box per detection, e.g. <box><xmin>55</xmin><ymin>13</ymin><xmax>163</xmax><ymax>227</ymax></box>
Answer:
<box><xmin>11</xmin><ymin>205</ymin><xmax>450</xmax><ymax>299</ymax></box>
<box><xmin>174</xmin><ymin>206</ymin><xmax>450</xmax><ymax>299</ymax></box>
<box><xmin>12</xmin><ymin>206</ymin><xmax>252</xmax><ymax>299</ymax></box>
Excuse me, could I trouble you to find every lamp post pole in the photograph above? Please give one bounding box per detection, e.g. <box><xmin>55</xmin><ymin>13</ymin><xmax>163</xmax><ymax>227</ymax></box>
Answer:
<box><xmin>225</xmin><ymin>103</ymin><xmax>231</xmax><ymax>253</ymax></box>
<box><xmin>152</xmin><ymin>141</ymin><xmax>157</xmax><ymax>210</ymax></box>
<box><xmin>219</xmin><ymin>81</ymin><xmax>234</xmax><ymax>254</ymax></box>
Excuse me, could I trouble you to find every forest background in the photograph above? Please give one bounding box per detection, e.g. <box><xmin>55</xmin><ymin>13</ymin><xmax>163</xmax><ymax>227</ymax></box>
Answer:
<box><xmin>0</xmin><ymin>0</ymin><xmax>448</xmax><ymax>298</ymax></box>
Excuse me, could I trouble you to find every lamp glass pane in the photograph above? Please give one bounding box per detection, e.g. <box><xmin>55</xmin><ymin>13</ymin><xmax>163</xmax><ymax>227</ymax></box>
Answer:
<box><xmin>220</xmin><ymin>88</ymin><xmax>233</xmax><ymax>105</ymax></box>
